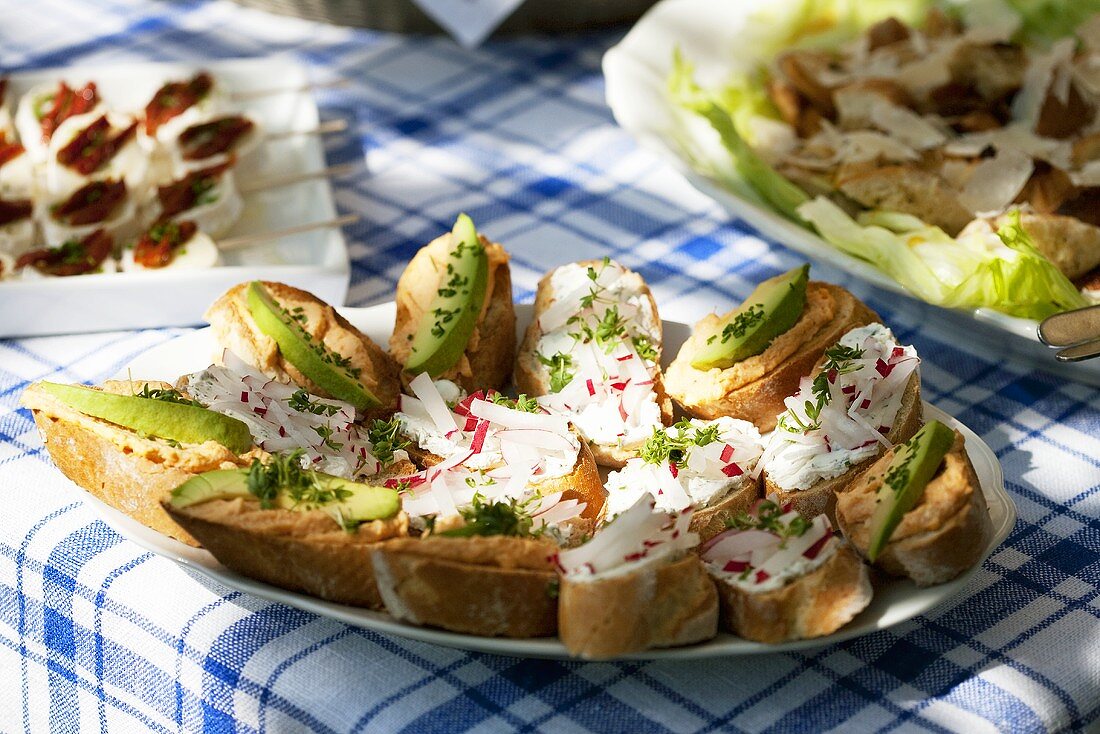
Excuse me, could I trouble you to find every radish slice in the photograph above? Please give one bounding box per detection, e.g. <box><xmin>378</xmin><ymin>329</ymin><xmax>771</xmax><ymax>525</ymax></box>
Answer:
<box><xmin>467</xmin><ymin>398</ymin><xmax>569</xmax><ymax>435</ymax></box>
<box><xmin>409</xmin><ymin>373</ymin><xmax>458</xmax><ymax>433</ymax></box>
<box><xmin>495</xmin><ymin>428</ymin><xmax>576</xmax><ymax>453</ymax></box>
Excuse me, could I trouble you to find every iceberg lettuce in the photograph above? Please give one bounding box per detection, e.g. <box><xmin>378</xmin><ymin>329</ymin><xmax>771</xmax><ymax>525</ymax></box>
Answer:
<box><xmin>798</xmin><ymin>199</ymin><xmax>1087</xmax><ymax>319</ymax></box>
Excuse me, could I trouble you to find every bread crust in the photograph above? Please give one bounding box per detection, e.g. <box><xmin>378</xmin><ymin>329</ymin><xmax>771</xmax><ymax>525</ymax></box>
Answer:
<box><xmin>371</xmin><ymin>536</ymin><xmax>560</xmax><ymax>637</ymax></box>
<box><xmin>21</xmin><ymin>381</ymin><xmax>251</xmax><ymax>547</ymax></box>
<box><xmin>835</xmin><ymin>431</ymin><xmax>992</xmax><ymax>586</ymax></box>
<box><xmin>558</xmin><ymin>555</ymin><xmax>718</xmax><ymax>659</ymax></box>
<box><xmin>164</xmin><ymin>498</ymin><xmax>408</xmax><ymax>608</ymax></box>
<box><xmin>689</xmin><ymin>478</ymin><xmax>762</xmax><ymax>543</ymax></box>
<box><xmin>515</xmin><ymin>260</ymin><xmax>674</xmax><ymax>468</ymax></box>
<box><xmin>204</xmin><ymin>281</ymin><xmax>402</xmax><ymax>415</ymax></box>
<box><xmin>390</xmin><ymin>233</ymin><xmax>516</xmax><ymax>393</ymax></box>
<box><xmin>713</xmin><ymin>543</ymin><xmax>872</xmax><ymax>643</ymax></box>
<box><xmin>764</xmin><ymin>373</ymin><xmax>923</xmax><ymax>523</ymax></box>
<box><xmin>666</xmin><ymin>283</ymin><xmax>879</xmax><ymax>432</ymax></box>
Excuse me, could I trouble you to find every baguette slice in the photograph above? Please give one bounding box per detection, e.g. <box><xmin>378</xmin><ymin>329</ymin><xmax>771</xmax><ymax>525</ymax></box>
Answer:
<box><xmin>835</xmin><ymin>431</ymin><xmax>992</xmax><ymax>586</ymax></box>
<box><xmin>371</xmin><ymin>535</ymin><xmax>560</xmax><ymax>637</ymax></box>
<box><xmin>689</xmin><ymin>479</ymin><xmax>762</xmax><ymax>542</ymax></box>
<box><xmin>558</xmin><ymin>554</ymin><xmax>718</xmax><ymax>659</ymax></box>
<box><xmin>713</xmin><ymin>543</ymin><xmax>872</xmax><ymax>644</ymax></box>
<box><xmin>666</xmin><ymin>283</ymin><xmax>879</xmax><ymax>432</ymax></box>
<box><xmin>164</xmin><ymin>497</ymin><xmax>409</xmax><ymax>609</ymax></box>
<box><xmin>515</xmin><ymin>260</ymin><xmax>674</xmax><ymax>467</ymax></box>
<box><xmin>390</xmin><ymin>232</ymin><xmax>516</xmax><ymax>393</ymax></box>
<box><xmin>21</xmin><ymin>380</ymin><xmax>251</xmax><ymax>547</ymax></box>
<box><xmin>764</xmin><ymin>372</ymin><xmax>923</xmax><ymax>522</ymax></box>
<box><xmin>205</xmin><ymin>281</ymin><xmax>402</xmax><ymax>415</ymax></box>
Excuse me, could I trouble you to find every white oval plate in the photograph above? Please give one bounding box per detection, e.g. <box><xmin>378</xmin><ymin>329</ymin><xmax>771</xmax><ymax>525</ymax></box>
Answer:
<box><xmin>90</xmin><ymin>302</ymin><xmax>1018</xmax><ymax>659</ymax></box>
<box><xmin>602</xmin><ymin>0</ymin><xmax>1100</xmax><ymax>386</ymax></box>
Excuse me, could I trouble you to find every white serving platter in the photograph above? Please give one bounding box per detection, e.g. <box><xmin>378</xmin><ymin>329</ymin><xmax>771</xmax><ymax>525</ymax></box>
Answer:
<box><xmin>0</xmin><ymin>58</ymin><xmax>350</xmax><ymax>337</ymax></box>
<box><xmin>83</xmin><ymin>302</ymin><xmax>1019</xmax><ymax>660</ymax></box>
<box><xmin>602</xmin><ymin>0</ymin><xmax>1100</xmax><ymax>386</ymax></box>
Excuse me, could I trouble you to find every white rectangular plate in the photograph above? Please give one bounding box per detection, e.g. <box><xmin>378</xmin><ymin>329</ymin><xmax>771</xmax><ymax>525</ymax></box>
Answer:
<box><xmin>602</xmin><ymin>0</ymin><xmax>1100</xmax><ymax>386</ymax></box>
<box><xmin>0</xmin><ymin>58</ymin><xmax>350</xmax><ymax>337</ymax></box>
<box><xmin>90</xmin><ymin>302</ymin><xmax>1017</xmax><ymax>660</ymax></box>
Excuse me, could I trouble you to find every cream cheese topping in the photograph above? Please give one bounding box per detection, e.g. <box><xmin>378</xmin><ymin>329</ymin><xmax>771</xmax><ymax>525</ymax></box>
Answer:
<box><xmin>761</xmin><ymin>323</ymin><xmax>919</xmax><ymax>492</ymax></box>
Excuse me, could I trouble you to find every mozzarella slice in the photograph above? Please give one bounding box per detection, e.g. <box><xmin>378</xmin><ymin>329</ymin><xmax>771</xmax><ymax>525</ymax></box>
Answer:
<box><xmin>0</xmin><ymin>150</ymin><xmax>36</xmax><ymax>200</ymax></box>
<box><xmin>15</xmin><ymin>81</ymin><xmax>107</xmax><ymax>163</ymax></box>
<box><xmin>39</xmin><ymin>191</ymin><xmax>138</xmax><ymax>246</ymax></box>
<box><xmin>137</xmin><ymin>77</ymin><xmax>227</xmax><ymax>154</ymax></box>
<box><xmin>120</xmin><ymin>229</ymin><xmax>220</xmax><ymax>271</ymax></box>
<box><xmin>44</xmin><ymin>111</ymin><xmax>149</xmax><ymax>198</ymax></box>
<box><xmin>139</xmin><ymin>168</ymin><xmax>243</xmax><ymax>238</ymax></box>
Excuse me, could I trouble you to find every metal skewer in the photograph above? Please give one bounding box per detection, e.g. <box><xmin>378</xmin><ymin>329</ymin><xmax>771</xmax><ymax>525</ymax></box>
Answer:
<box><xmin>265</xmin><ymin>118</ymin><xmax>349</xmax><ymax>141</ymax></box>
<box><xmin>239</xmin><ymin>162</ymin><xmax>360</xmax><ymax>194</ymax></box>
<box><xmin>230</xmin><ymin>79</ymin><xmax>350</xmax><ymax>102</ymax></box>
<box><xmin>217</xmin><ymin>213</ymin><xmax>359</xmax><ymax>252</ymax></box>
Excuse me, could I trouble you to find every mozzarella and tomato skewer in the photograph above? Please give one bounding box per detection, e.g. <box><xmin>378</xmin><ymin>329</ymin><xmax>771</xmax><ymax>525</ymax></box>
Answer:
<box><xmin>169</xmin><ymin>114</ymin><xmax>261</xmax><ymax>174</ymax></box>
<box><xmin>15</xmin><ymin>81</ymin><xmax>103</xmax><ymax>161</ymax></box>
<box><xmin>40</xmin><ymin>178</ymin><xmax>137</xmax><ymax>246</ymax></box>
<box><xmin>16</xmin><ymin>228</ymin><xmax>116</xmax><ymax>278</ymax></box>
<box><xmin>119</xmin><ymin>219</ymin><xmax>220</xmax><ymax>272</ymax></box>
<box><xmin>43</xmin><ymin>112</ymin><xmax>148</xmax><ymax>198</ymax></box>
<box><xmin>139</xmin><ymin>71</ymin><xmax>224</xmax><ymax>153</ymax></box>
<box><xmin>140</xmin><ymin>160</ymin><xmax>242</xmax><ymax>237</ymax></box>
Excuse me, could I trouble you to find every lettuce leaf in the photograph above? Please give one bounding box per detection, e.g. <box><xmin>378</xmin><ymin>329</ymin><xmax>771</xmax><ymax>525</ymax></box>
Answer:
<box><xmin>668</xmin><ymin>50</ymin><xmax>809</xmax><ymax>219</ymax></box>
<box><xmin>798</xmin><ymin>199</ymin><xmax>1088</xmax><ymax>319</ymax></box>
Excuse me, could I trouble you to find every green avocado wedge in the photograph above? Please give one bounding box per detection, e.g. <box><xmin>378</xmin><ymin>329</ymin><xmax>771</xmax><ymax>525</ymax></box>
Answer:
<box><xmin>245</xmin><ymin>281</ymin><xmax>380</xmax><ymax>411</ymax></box>
<box><xmin>40</xmin><ymin>382</ymin><xmax>252</xmax><ymax>454</ymax></box>
<box><xmin>866</xmin><ymin>420</ymin><xmax>958</xmax><ymax>562</ymax></box>
<box><xmin>169</xmin><ymin>466</ymin><xmax>400</xmax><ymax>524</ymax></box>
<box><xmin>404</xmin><ymin>213</ymin><xmax>489</xmax><ymax>377</ymax></box>
<box><xmin>691</xmin><ymin>264</ymin><xmax>810</xmax><ymax>370</ymax></box>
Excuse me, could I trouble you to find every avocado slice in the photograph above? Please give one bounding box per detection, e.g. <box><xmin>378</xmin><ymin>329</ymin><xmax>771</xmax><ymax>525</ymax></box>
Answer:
<box><xmin>691</xmin><ymin>264</ymin><xmax>810</xmax><ymax>370</ymax></box>
<box><xmin>404</xmin><ymin>213</ymin><xmax>489</xmax><ymax>377</ymax></box>
<box><xmin>170</xmin><ymin>466</ymin><xmax>400</xmax><ymax>522</ymax></box>
<box><xmin>245</xmin><ymin>281</ymin><xmax>380</xmax><ymax>411</ymax></box>
<box><xmin>866</xmin><ymin>420</ymin><xmax>957</xmax><ymax>562</ymax></box>
<box><xmin>40</xmin><ymin>382</ymin><xmax>252</xmax><ymax>453</ymax></box>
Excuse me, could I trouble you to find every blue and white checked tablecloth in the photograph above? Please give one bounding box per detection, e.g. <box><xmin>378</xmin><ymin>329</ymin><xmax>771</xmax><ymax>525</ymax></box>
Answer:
<box><xmin>2</xmin><ymin>1</ymin><xmax>1099</xmax><ymax>732</ymax></box>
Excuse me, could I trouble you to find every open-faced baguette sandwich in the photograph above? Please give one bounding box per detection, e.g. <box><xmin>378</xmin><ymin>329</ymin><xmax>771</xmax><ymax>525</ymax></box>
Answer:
<box><xmin>515</xmin><ymin>258</ymin><xmax>674</xmax><ymax>467</ymax></box>
<box><xmin>371</xmin><ymin>374</ymin><xmax>608</xmax><ymax>637</ymax></box>
<box><xmin>835</xmin><ymin>420</ymin><xmax>992</xmax><ymax>586</ymax></box>
<box><xmin>394</xmin><ymin>372</ymin><xmax>605</xmax><ymax>527</ymax></box>
<box><xmin>21</xmin><ymin>379</ymin><xmax>256</xmax><ymax>546</ymax></box>
<box><xmin>205</xmin><ymin>280</ymin><xmax>402</xmax><ymax>415</ymax></box>
<box><xmin>390</xmin><ymin>214</ymin><xmax>516</xmax><ymax>393</ymax></box>
<box><xmin>371</xmin><ymin>496</ymin><xmax>564</xmax><ymax>638</ymax></box>
<box><xmin>760</xmin><ymin>322</ymin><xmax>923</xmax><ymax>522</ymax></box>
<box><xmin>666</xmin><ymin>264</ymin><xmax>878</xmax><ymax>432</ymax></box>
<box><xmin>699</xmin><ymin>496</ymin><xmax>871</xmax><ymax>644</ymax></box>
<box><xmin>555</xmin><ymin>495</ymin><xmax>717</xmax><ymax>659</ymax></box>
<box><xmin>163</xmin><ymin>452</ymin><xmax>408</xmax><ymax>608</ymax></box>
<box><xmin>604</xmin><ymin>417</ymin><xmax>764</xmax><ymax>542</ymax></box>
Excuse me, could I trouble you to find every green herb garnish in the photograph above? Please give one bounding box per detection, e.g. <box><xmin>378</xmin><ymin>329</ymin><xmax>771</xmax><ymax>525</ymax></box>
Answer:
<box><xmin>537</xmin><ymin>351</ymin><xmax>575</xmax><ymax>393</ymax></box>
<box><xmin>440</xmin><ymin>493</ymin><xmax>538</xmax><ymax>538</ymax></box>
<box><xmin>366</xmin><ymin>417</ymin><xmax>408</xmax><ymax>465</ymax></box>
<box><xmin>727</xmin><ymin>499</ymin><xmax>810</xmax><ymax>546</ymax></box>
<box><xmin>640</xmin><ymin>419</ymin><xmax>721</xmax><ymax>467</ymax></box>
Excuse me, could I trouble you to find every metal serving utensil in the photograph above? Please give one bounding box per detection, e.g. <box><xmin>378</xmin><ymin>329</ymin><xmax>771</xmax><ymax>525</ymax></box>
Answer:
<box><xmin>1039</xmin><ymin>305</ymin><xmax>1100</xmax><ymax>362</ymax></box>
